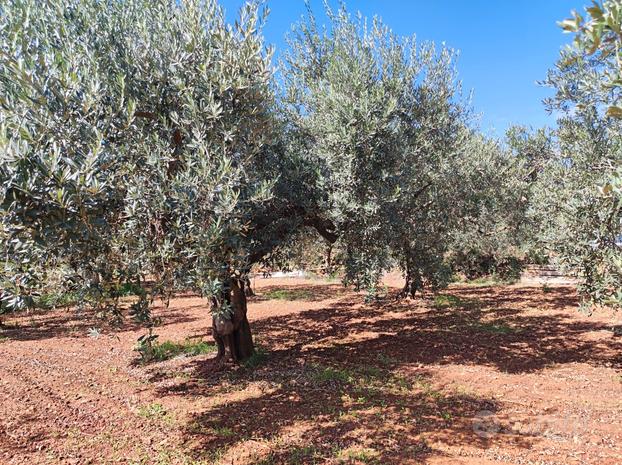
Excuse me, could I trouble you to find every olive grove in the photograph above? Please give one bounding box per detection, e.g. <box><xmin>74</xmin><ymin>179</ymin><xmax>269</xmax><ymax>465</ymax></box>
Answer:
<box><xmin>2</xmin><ymin>0</ymin><xmax>619</xmax><ymax>364</ymax></box>
<box><xmin>281</xmin><ymin>5</ymin><xmax>528</xmax><ymax>297</ymax></box>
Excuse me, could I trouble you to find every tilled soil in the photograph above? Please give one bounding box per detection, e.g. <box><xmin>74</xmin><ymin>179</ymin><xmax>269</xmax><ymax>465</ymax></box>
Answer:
<box><xmin>1</xmin><ymin>276</ymin><xmax>621</xmax><ymax>465</ymax></box>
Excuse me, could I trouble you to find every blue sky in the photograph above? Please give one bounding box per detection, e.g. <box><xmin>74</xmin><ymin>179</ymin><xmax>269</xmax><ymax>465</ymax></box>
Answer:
<box><xmin>221</xmin><ymin>0</ymin><xmax>580</xmax><ymax>136</ymax></box>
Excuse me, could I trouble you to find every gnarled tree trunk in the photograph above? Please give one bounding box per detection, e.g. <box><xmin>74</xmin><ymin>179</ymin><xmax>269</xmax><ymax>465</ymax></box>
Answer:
<box><xmin>244</xmin><ymin>276</ymin><xmax>255</xmax><ymax>297</ymax></box>
<box><xmin>211</xmin><ymin>278</ymin><xmax>254</xmax><ymax>363</ymax></box>
<box><xmin>324</xmin><ymin>243</ymin><xmax>333</xmax><ymax>275</ymax></box>
<box><xmin>400</xmin><ymin>264</ymin><xmax>423</xmax><ymax>299</ymax></box>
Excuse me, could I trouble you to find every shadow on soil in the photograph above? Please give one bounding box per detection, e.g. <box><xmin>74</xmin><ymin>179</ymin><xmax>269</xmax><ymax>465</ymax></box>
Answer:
<box><xmin>143</xmin><ymin>284</ymin><xmax>621</xmax><ymax>464</ymax></box>
<box><xmin>241</xmin><ymin>285</ymin><xmax>620</xmax><ymax>375</ymax></box>
<box><xmin>152</xmin><ymin>345</ymin><xmax>509</xmax><ymax>464</ymax></box>
<box><xmin>0</xmin><ymin>304</ymin><xmax>204</xmax><ymax>342</ymax></box>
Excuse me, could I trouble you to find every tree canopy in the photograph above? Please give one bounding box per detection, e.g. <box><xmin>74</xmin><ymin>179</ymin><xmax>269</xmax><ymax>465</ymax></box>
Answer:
<box><xmin>1</xmin><ymin>0</ymin><xmax>621</xmax><ymax>362</ymax></box>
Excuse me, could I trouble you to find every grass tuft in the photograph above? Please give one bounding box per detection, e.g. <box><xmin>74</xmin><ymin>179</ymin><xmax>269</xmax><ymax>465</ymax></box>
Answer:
<box><xmin>242</xmin><ymin>345</ymin><xmax>269</xmax><ymax>369</ymax></box>
<box><xmin>262</xmin><ymin>289</ymin><xmax>315</xmax><ymax>301</ymax></box>
<box><xmin>136</xmin><ymin>402</ymin><xmax>175</xmax><ymax>425</ymax></box>
<box><xmin>433</xmin><ymin>294</ymin><xmax>463</xmax><ymax>308</ymax></box>
<box><xmin>335</xmin><ymin>446</ymin><xmax>379</xmax><ymax>464</ymax></box>
<box><xmin>458</xmin><ymin>276</ymin><xmax>519</xmax><ymax>287</ymax></box>
<box><xmin>470</xmin><ymin>321</ymin><xmax>518</xmax><ymax>334</ymax></box>
<box><xmin>310</xmin><ymin>365</ymin><xmax>355</xmax><ymax>384</ymax></box>
<box><xmin>150</xmin><ymin>339</ymin><xmax>216</xmax><ymax>362</ymax></box>
<box><xmin>212</xmin><ymin>425</ymin><xmax>235</xmax><ymax>437</ymax></box>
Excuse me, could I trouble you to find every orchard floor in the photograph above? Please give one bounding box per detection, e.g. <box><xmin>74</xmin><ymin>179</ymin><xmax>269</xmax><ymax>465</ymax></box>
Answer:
<box><xmin>1</xmin><ymin>275</ymin><xmax>622</xmax><ymax>465</ymax></box>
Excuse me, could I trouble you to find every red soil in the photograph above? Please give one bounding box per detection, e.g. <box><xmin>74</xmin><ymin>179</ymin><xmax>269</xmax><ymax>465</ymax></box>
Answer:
<box><xmin>1</xmin><ymin>275</ymin><xmax>621</xmax><ymax>464</ymax></box>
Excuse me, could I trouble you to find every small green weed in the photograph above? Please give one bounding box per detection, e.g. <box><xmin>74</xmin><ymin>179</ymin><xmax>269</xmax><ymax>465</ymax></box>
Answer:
<box><xmin>433</xmin><ymin>294</ymin><xmax>463</xmax><ymax>308</ymax></box>
<box><xmin>262</xmin><ymin>289</ymin><xmax>315</xmax><ymax>301</ymax></box>
<box><xmin>257</xmin><ymin>447</ymin><xmax>322</xmax><ymax>465</ymax></box>
<box><xmin>359</xmin><ymin>365</ymin><xmax>383</xmax><ymax>380</ymax></box>
<box><xmin>311</xmin><ymin>365</ymin><xmax>354</xmax><ymax>384</ymax></box>
<box><xmin>147</xmin><ymin>339</ymin><xmax>216</xmax><ymax>362</ymax></box>
<box><xmin>212</xmin><ymin>425</ymin><xmax>235</xmax><ymax>437</ymax></box>
<box><xmin>460</xmin><ymin>276</ymin><xmax>518</xmax><ymax>287</ymax></box>
<box><xmin>137</xmin><ymin>403</ymin><xmax>174</xmax><ymax>425</ymax></box>
<box><xmin>440</xmin><ymin>410</ymin><xmax>453</xmax><ymax>422</ymax></box>
<box><xmin>242</xmin><ymin>345</ymin><xmax>269</xmax><ymax>369</ymax></box>
<box><xmin>335</xmin><ymin>446</ymin><xmax>379</xmax><ymax>464</ymax></box>
<box><xmin>470</xmin><ymin>321</ymin><xmax>518</xmax><ymax>335</ymax></box>
<box><xmin>289</xmin><ymin>445</ymin><xmax>321</xmax><ymax>464</ymax></box>
<box><xmin>375</xmin><ymin>352</ymin><xmax>397</xmax><ymax>367</ymax></box>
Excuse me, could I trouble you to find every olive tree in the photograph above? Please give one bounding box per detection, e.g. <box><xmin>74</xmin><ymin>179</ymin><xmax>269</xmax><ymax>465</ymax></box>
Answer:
<box><xmin>560</xmin><ymin>0</ymin><xmax>622</xmax><ymax>117</ymax></box>
<box><xmin>533</xmin><ymin>5</ymin><xmax>622</xmax><ymax>306</ymax></box>
<box><xmin>0</xmin><ymin>0</ymin><xmax>312</xmax><ymax>361</ymax></box>
<box><xmin>282</xmin><ymin>4</ymin><xmax>475</xmax><ymax>297</ymax></box>
<box><xmin>444</xmin><ymin>132</ymin><xmax>533</xmax><ymax>282</ymax></box>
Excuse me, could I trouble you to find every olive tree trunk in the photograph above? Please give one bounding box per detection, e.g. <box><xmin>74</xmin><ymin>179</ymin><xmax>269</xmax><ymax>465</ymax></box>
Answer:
<box><xmin>244</xmin><ymin>276</ymin><xmax>255</xmax><ymax>297</ymax></box>
<box><xmin>400</xmin><ymin>265</ymin><xmax>423</xmax><ymax>299</ymax></box>
<box><xmin>211</xmin><ymin>279</ymin><xmax>254</xmax><ymax>363</ymax></box>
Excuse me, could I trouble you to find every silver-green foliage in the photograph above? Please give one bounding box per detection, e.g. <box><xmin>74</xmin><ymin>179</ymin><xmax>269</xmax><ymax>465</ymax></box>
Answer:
<box><xmin>0</xmin><ymin>0</ymin><xmax>548</xmax><ymax>322</ymax></box>
<box><xmin>535</xmin><ymin>10</ymin><xmax>622</xmax><ymax>306</ymax></box>
<box><xmin>0</xmin><ymin>0</ymin><xmax>278</xmax><ymax>314</ymax></box>
<box><xmin>560</xmin><ymin>0</ymin><xmax>622</xmax><ymax>117</ymax></box>
<box><xmin>445</xmin><ymin>132</ymin><xmax>532</xmax><ymax>281</ymax></box>
<box><xmin>283</xmin><ymin>4</ymin><xmax>473</xmax><ymax>295</ymax></box>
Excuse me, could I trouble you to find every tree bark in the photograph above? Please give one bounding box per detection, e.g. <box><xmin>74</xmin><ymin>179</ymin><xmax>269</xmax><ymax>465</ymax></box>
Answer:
<box><xmin>400</xmin><ymin>265</ymin><xmax>423</xmax><ymax>299</ymax></box>
<box><xmin>211</xmin><ymin>279</ymin><xmax>254</xmax><ymax>363</ymax></box>
<box><xmin>325</xmin><ymin>244</ymin><xmax>333</xmax><ymax>275</ymax></box>
<box><xmin>244</xmin><ymin>277</ymin><xmax>255</xmax><ymax>297</ymax></box>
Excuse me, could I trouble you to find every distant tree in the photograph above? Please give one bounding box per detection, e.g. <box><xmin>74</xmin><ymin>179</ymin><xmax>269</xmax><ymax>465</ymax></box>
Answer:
<box><xmin>445</xmin><ymin>133</ymin><xmax>532</xmax><ymax>282</ymax></box>
<box><xmin>283</xmin><ymin>4</ymin><xmax>475</xmax><ymax>297</ymax></box>
<box><xmin>502</xmin><ymin>126</ymin><xmax>558</xmax><ymax>265</ymax></box>
<box><xmin>266</xmin><ymin>227</ymin><xmax>338</xmax><ymax>276</ymax></box>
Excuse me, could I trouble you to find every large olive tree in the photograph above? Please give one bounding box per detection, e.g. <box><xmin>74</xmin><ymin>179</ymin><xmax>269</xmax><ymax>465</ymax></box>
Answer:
<box><xmin>0</xmin><ymin>0</ymin><xmax>317</xmax><ymax>361</ymax></box>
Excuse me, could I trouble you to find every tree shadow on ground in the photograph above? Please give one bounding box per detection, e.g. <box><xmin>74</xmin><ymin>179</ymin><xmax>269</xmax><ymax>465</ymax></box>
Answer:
<box><xmin>0</xmin><ymin>304</ymin><xmax>203</xmax><ymax>342</ymax></box>
<box><xmin>241</xmin><ymin>285</ymin><xmax>619</xmax><ymax>375</ymax></box>
<box><xmin>182</xmin><ymin>368</ymin><xmax>511</xmax><ymax>464</ymax></box>
<box><xmin>449</xmin><ymin>284</ymin><xmax>579</xmax><ymax>312</ymax></box>
<box><xmin>140</xmin><ymin>283</ymin><xmax>613</xmax><ymax>463</ymax></box>
<box><xmin>153</xmin><ymin>349</ymin><xmax>520</xmax><ymax>464</ymax></box>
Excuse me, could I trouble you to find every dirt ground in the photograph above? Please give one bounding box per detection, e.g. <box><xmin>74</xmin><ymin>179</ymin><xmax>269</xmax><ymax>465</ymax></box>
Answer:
<box><xmin>1</xmin><ymin>274</ymin><xmax>621</xmax><ymax>465</ymax></box>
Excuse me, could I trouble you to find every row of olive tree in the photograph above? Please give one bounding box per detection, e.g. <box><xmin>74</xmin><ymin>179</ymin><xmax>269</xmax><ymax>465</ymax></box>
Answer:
<box><xmin>281</xmin><ymin>5</ymin><xmax>530</xmax><ymax>296</ymax></box>
<box><xmin>0</xmin><ymin>0</ymin><xmax>533</xmax><ymax>360</ymax></box>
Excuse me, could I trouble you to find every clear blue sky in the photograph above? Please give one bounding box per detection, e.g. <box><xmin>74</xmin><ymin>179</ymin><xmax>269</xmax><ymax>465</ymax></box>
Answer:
<box><xmin>220</xmin><ymin>0</ymin><xmax>580</xmax><ymax>136</ymax></box>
